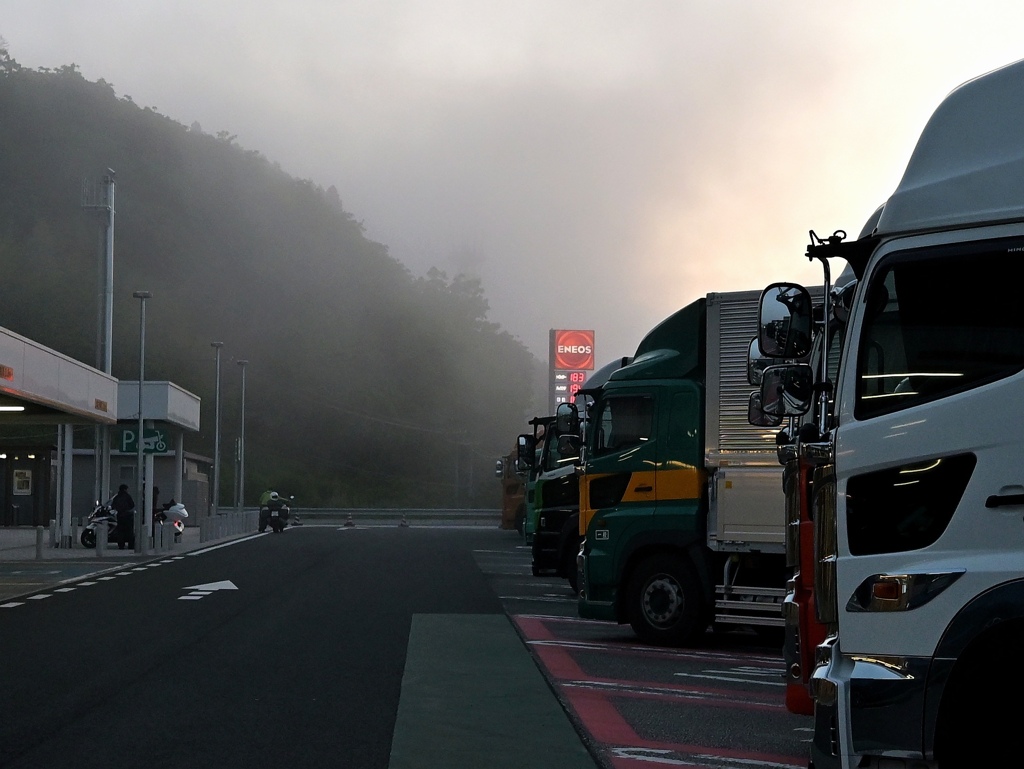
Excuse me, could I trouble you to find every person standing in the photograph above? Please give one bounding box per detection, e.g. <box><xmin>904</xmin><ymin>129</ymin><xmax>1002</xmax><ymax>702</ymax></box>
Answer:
<box><xmin>109</xmin><ymin>484</ymin><xmax>135</xmax><ymax>550</ymax></box>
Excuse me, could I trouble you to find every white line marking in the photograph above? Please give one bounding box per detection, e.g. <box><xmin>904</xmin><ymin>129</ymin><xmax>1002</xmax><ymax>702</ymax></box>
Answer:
<box><xmin>78</xmin><ymin>581</ymin><xmax>98</xmax><ymax>586</ymax></box>
<box><xmin>27</xmin><ymin>594</ymin><xmax>51</xmax><ymax>600</ymax></box>
<box><xmin>54</xmin><ymin>588</ymin><xmax>76</xmax><ymax>593</ymax></box>
<box><xmin>674</xmin><ymin>672</ymin><xmax>784</xmax><ymax>687</ymax></box>
<box><xmin>1</xmin><ymin>602</ymin><xmax>24</xmax><ymax>608</ymax></box>
<box><xmin>186</xmin><ymin>533</ymin><xmax>266</xmax><ymax>555</ymax></box>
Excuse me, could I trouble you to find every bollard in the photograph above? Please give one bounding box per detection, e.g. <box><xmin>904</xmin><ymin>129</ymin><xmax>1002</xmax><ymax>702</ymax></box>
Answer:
<box><xmin>35</xmin><ymin>526</ymin><xmax>44</xmax><ymax>560</ymax></box>
<box><xmin>96</xmin><ymin>521</ymin><xmax>107</xmax><ymax>558</ymax></box>
<box><xmin>49</xmin><ymin>519</ymin><xmax>57</xmax><ymax>548</ymax></box>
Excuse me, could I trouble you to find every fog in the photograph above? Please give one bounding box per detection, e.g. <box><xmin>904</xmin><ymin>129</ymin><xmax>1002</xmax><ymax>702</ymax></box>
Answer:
<box><xmin>4</xmin><ymin>2</ymin><xmax>1023</xmax><ymax>365</ymax></box>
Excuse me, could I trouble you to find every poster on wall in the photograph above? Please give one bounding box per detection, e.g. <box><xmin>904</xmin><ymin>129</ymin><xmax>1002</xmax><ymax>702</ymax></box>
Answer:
<box><xmin>12</xmin><ymin>469</ymin><xmax>32</xmax><ymax>496</ymax></box>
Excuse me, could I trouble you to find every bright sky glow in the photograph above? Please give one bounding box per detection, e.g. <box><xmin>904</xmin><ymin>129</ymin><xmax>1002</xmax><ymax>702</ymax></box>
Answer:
<box><xmin>3</xmin><ymin>2</ymin><xmax>1023</xmax><ymax>362</ymax></box>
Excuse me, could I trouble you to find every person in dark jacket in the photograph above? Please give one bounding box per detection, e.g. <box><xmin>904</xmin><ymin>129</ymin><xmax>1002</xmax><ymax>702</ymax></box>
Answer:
<box><xmin>109</xmin><ymin>484</ymin><xmax>135</xmax><ymax>549</ymax></box>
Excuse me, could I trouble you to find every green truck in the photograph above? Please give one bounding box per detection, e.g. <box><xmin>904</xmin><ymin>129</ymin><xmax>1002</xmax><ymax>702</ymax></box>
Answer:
<box><xmin>575</xmin><ymin>290</ymin><xmax>787</xmax><ymax>646</ymax></box>
<box><xmin>524</xmin><ymin>358</ymin><xmax>632</xmax><ymax>590</ymax></box>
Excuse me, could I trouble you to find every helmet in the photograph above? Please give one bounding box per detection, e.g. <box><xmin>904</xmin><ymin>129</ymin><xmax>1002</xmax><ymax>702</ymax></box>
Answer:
<box><xmin>270</xmin><ymin>492</ymin><xmax>279</xmax><ymax>500</ymax></box>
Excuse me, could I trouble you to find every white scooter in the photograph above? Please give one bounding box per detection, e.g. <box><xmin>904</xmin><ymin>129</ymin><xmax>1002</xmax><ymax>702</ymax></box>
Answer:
<box><xmin>155</xmin><ymin>500</ymin><xmax>189</xmax><ymax>541</ymax></box>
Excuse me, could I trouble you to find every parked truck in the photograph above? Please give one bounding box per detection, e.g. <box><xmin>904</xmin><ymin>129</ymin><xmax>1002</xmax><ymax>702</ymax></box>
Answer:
<box><xmin>753</xmin><ymin>280</ymin><xmax>849</xmax><ymax>716</ymax></box>
<box><xmin>528</xmin><ymin>357</ymin><xmax>633</xmax><ymax>590</ymax></box>
<box><xmin>575</xmin><ymin>290</ymin><xmax>787</xmax><ymax>646</ymax></box>
<box><xmin>756</xmin><ymin>58</ymin><xmax>1024</xmax><ymax>767</ymax></box>
<box><xmin>494</xmin><ymin>444</ymin><xmax>526</xmax><ymax>532</ymax></box>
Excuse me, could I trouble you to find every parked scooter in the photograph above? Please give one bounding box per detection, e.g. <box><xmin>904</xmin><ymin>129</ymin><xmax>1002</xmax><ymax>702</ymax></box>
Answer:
<box><xmin>154</xmin><ymin>500</ymin><xmax>189</xmax><ymax>541</ymax></box>
<box><xmin>80</xmin><ymin>502</ymin><xmax>136</xmax><ymax>549</ymax></box>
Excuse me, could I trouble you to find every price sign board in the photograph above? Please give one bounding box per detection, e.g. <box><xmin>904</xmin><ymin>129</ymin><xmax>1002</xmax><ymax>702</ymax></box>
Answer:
<box><xmin>549</xmin><ymin>329</ymin><xmax>595</xmax><ymax>412</ymax></box>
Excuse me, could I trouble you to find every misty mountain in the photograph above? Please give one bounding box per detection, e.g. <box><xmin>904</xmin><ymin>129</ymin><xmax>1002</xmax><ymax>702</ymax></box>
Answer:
<box><xmin>0</xmin><ymin>49</ymin><xmax>542</xmax><ymax>507</ymax></box>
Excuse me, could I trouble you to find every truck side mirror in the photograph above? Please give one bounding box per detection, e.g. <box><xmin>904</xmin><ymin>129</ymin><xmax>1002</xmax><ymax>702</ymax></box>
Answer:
<box><xmin>759</xmin><ymin>364</ymin><xmax>814</xmax><ymax>418</ymax></box>
<box><xmin>516</xmin><ymin>433</ymin><xmax>536</xmax><ymax>468</ymax></box>
<box><xmin>747</xmin><ymin>390</ymin><xmax>783</xmax><ymax>427</ymax></box>
<box><xmin>747</xmin><ymin>337</ymin><xmax>771</xmax><ymax>386</ymax></box>
<box><xmin>495</xmin><ymin>459</ymin><xmax>504</xmax><ymax>478</ymax></box>
<box><xmin>758</xmin><ymin>283</ymin><xmax>813</xmax><ymax>359</ymax></box>
<box><xmin>555</xmin><ymin>402</ymin><xmax>580</xmax><ymax>435</ymax></box>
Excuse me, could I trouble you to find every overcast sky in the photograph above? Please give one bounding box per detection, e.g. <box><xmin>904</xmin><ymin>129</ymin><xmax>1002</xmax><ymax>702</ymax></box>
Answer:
<box><xmin>4</xmin><ymin>3</ymin><xmax>1023</xmax><ymax>365</ymax></box>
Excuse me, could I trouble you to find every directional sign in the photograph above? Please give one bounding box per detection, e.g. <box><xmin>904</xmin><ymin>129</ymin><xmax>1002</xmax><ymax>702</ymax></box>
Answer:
<box><xmin>179</xmin><ymin>580</ymin><xmax>238</xmax><ymax>600</ymax></box>
<box><xmin>120</xmin><ymin>428</ymin><xmax>170</xmax><ymax>454</ymax></box>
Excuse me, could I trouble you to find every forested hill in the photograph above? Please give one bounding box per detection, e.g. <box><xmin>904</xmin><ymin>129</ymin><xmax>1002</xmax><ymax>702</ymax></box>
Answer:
<box><xmin>0</xmin><ymin>48</ymin><xmax>541</xmax><ymax>507</ymax></box>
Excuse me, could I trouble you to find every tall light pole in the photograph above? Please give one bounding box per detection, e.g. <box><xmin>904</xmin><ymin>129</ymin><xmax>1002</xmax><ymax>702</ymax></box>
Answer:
<box><xmin>133</xmin><ymin>291</ymin><xmax>151</xmax><ymax>554</ymax></box>
<box><xmin>211</xmin><ymin>342</ymin><xmax>224</xmax><ymax>516</ymax></box>
<box><xmin>236</xmin><ymin>359</ymin><xmax>248</xmax><ymax>513</ymax></box>
<box><xmin>82</xmin><ymin>170</ymin><xmax>116</xmax><ymax>506</ymax></box>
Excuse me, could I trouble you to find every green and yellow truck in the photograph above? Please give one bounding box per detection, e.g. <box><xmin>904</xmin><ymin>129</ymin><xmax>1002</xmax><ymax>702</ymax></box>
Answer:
<box><xmin>575</xmin><ymin>290</ymin><xmax>787</xmax><ymax>646</ymax></box>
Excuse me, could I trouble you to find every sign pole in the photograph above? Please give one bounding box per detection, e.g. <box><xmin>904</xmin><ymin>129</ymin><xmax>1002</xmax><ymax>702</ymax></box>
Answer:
<box><xmin>133</xmin><ymin>291</ymin><xmax>151</xmax><ymax>554</ymax></box>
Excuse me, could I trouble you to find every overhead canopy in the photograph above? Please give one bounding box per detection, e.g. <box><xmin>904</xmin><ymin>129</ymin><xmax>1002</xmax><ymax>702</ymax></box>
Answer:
<box><xmin>117</xmin><ymin>381</ymin><xmax>201</xmax><ymax>432</ymax></box>
<box><xmin>0</xmin><ymin>326</ymin><xmax>117</xmax><ymax>424</ymax></box>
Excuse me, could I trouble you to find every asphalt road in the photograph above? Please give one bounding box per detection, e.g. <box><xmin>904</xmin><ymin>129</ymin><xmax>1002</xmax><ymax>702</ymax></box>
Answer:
<box><xmin>0</xmin><ymin>525</ymin><xmax>811</xmax><ymax>769</ymax></box>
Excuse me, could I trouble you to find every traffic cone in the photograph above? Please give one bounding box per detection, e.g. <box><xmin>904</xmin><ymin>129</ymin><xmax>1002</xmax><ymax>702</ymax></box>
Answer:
<box><xmin>345</xmin><ymin>513</ymin><xmax>355</xmax><ymax>528</ymax></box>
<box><xmin>399</xmin><ymin>514</ymin><xmax>409</xmax><ymax>528</ymax></box>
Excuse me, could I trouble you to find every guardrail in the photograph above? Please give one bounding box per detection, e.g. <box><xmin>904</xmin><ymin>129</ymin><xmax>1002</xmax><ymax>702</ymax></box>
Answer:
<box><xmin>293</xmin><ymin>508</ymin><xmax>500</xmax><ymax>526</ymax></box>
<box><xmin>199</xmin><ymin>510</ymin><xmax>261</xmax><ymax>543</ymax></box>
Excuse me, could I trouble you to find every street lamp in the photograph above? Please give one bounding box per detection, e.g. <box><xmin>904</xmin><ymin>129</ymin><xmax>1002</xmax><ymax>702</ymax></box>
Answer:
<box><xmin>211</xmin><ymin>342</ymin><xmax>224</xmax><ymax>516</ymax></box>
<box><xmin>236</xmin><ymin>360</ymin><xmax>248</xmax><ymax>513</ymax></box>
<box><xmin>133</xmin><ymin>291</ymin><xmax>151</xmax><ymax>554</ymax></box>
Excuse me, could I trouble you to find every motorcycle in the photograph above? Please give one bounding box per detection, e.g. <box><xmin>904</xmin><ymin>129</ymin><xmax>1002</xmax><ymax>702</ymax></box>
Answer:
<box><xmin>260</xmin><ymin>495</ymin><xmax>295</xmax><ymax>534</ymax></box>
<box><xmin>80</xmin><ymin>503</ymin><xmax>136</xmax><ymax>549</ymax></box>
<box><xmin>154</xmin><ymin>500</ymin><xmax>189</xmax><ymax>541</ymax></box>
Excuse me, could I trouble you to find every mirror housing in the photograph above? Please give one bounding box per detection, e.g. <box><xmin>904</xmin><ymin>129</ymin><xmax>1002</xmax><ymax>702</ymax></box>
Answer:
<box><xmin>494</xmin><ymin>459</ymin><xmax>504</xmax><ymax>478</ymax></box>
<box><xmin>747</xmin><ymin>390</ymin><xmax>783</xmax><ymax>427</ymax></box>
<box><xmin>760</xmin><ymin>364</ymin><xmax>814</xmax><ymax>418</ymax></box>
<box><xmin>516</xmin><ymin>433</ymin><xmax>535</xmax><ymax>468</ymax></box>
<box><xmin>555</xmin><ymin>402</ymin><xmax>580</xmax><ymax>435</ymax></box>
<box><xmin>758</xmin><ymin>283</ymin><xmax>814</xmax><ymax>359</ymax></box>
<box><xmin>747</xmin><ymin>337</ymin><xmax>773</xmax><ymax>386</ymax></box>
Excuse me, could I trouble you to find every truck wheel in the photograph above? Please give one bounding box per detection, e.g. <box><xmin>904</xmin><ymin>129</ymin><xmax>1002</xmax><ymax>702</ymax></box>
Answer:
<box><xmin>563</xmin><ymin>545</ymin><xmax>579</xmax><ymax>593</ymax></box>
<box><xmin>935</xmin><ymin>624</ymin><xmax>1024</xmax><ymax>767</ymax></box>
<box><xmin>625</xmin><ymin>554</ymin><xmax>706</xmax><ymax>647</ymax></box>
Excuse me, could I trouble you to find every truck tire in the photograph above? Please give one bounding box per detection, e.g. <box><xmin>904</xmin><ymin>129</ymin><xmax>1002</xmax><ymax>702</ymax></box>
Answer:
<box><xmin>935</xmin><ymin>624</ymin><xmax>1024</xmax><ymax>767</ymax></box>
<box><xmin>562</xmin><ymin>544</ymin><xmax>579</xmax><ymax>593</ymax></box>
<box><xmin>625</xmin><ymin>553</ymin><xmax>707</xmax><ymax>647</ymax></box>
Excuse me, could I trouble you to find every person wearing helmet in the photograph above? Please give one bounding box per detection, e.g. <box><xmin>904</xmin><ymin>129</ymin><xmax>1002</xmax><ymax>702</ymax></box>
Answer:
<box><xmin>258</xmin><ymin>489</ymin><xmax>279</xmax><ymax>532</ymax></box>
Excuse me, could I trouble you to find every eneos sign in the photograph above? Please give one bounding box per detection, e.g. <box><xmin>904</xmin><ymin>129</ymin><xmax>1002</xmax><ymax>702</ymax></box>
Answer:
<box><xmin>551</xmin><ymin>329</ymin><xmax>595</xmax><ymax>371</ymax></box>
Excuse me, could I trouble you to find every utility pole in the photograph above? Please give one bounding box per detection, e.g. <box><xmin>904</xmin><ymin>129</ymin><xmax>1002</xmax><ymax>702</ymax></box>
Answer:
<box><xmin>82</xmin><ymin>171</ymin><xmax>116</xmax><ymax>506</ymax></box>
<box><xmin>211</xmin><ymin>342</ymin><xmax>224</xmax><ymax>516</ymax></box>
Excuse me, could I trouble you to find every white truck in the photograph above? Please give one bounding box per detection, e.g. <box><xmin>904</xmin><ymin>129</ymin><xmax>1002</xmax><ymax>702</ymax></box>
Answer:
<box><xmin>756</xmin><ymin>58</ymin><xmax>1024</xmax><ymax>767</ymax></box>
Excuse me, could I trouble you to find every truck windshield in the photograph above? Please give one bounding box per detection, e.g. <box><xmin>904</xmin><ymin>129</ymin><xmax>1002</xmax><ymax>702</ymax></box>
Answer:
<box><xmin>855</xmin><ymin>240</ymin><xmax>1024</xmax><ymax>420</ymax></box>
<box><xmin>591</xmin><ymin>394</ymin><xmax>654</xmax><ymax>456</ymax></box>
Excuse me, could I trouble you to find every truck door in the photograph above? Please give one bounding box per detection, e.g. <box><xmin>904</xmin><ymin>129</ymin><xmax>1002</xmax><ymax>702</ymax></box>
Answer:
<box><xmin>835</xmin><ymin>235</ymin><xmax>1024</xmax><ymax>660</ymax></box>
<box><xmin>581</xmin><ymin>389</ymin><xmax>658</xmax><ymax>540</ymax></box>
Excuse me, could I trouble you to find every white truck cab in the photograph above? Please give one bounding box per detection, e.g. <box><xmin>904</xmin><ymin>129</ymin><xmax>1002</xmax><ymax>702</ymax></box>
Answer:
<box><xmin>758</xmin><ymin>58</ymin><xmax>1024</xmax><ymax>768</ymax></box>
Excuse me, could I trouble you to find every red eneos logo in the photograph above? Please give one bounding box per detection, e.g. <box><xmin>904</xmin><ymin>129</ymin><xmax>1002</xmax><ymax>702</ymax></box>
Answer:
<box><xmin>553</xmin><ymin>330</ymin><xmax>595</xmax><ymax>370</ymax></box>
